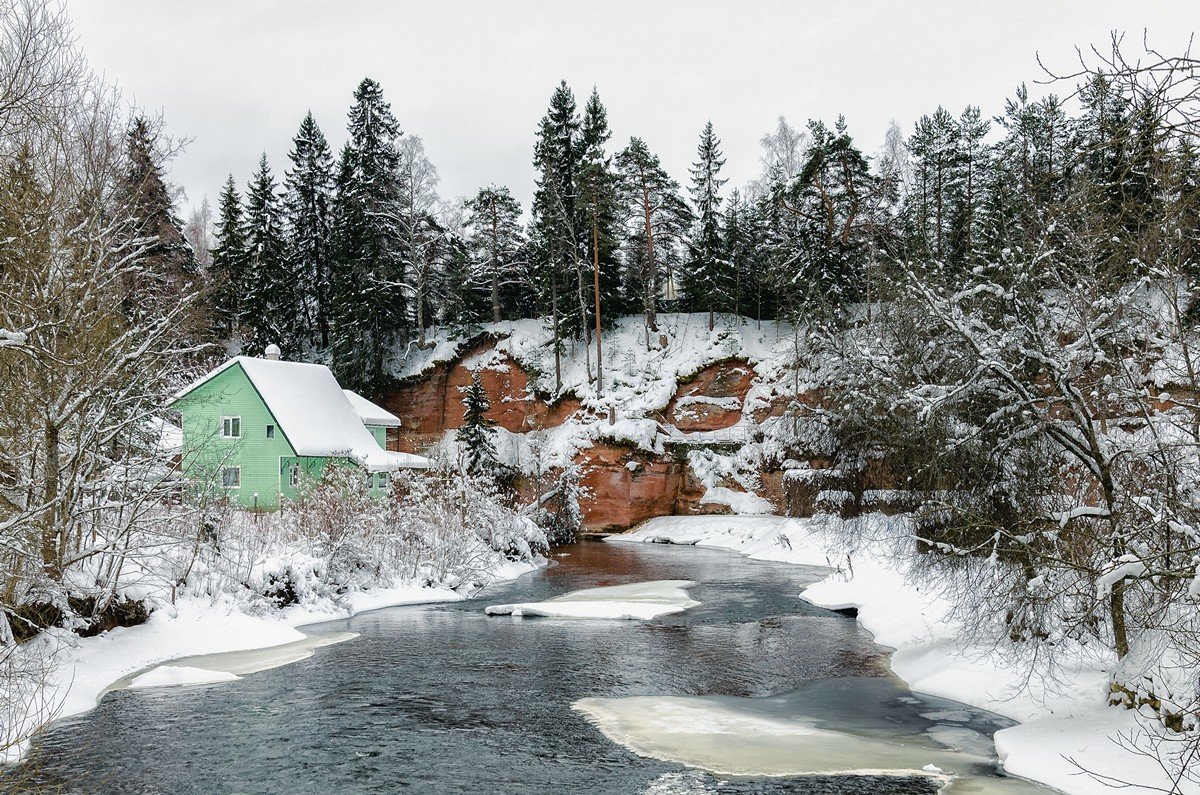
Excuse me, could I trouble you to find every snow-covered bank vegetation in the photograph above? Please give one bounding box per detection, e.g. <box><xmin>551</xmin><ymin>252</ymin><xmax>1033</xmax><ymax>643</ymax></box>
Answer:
<box><xmin>613</xmin><ymin>515</ymin><xmax>1194</xmax><ymax>793</ymax></box>
<box><xmin>0</xmin><ymin>464</ymin><xmax>547</xmax><ymax>763</ymax></box>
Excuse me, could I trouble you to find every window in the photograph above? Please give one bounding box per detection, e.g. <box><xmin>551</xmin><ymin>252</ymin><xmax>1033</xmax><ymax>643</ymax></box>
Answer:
<box><xmin>376</xmin><ymin>472</ymin><xmax>388</xmax><ymax>487</ymax></box>
<box><xmin>221</xmin><ymin>416</ymin><xmax>241</xmax><ymax>438</ymax></box>
<box><xmin>221</xmin><ymin>467</ymin><xmax>241</xmax><ymax>488</ymax></box>
<box><xmin>266</xmin><ymin>425</ymin><xmax>275</xmax><ymax>439</ymax></box>
<box><xmin>289</xmin><ymin>464</ymin><xmax>301</xmax><ymax>489</ymax></box>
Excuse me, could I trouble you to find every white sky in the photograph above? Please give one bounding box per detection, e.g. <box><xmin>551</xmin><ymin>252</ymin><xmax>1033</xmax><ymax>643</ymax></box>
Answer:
<box><xmin>67</xmin><ymin>1</ymin><xmax>1197</xmax><ymax>217</ymax></box>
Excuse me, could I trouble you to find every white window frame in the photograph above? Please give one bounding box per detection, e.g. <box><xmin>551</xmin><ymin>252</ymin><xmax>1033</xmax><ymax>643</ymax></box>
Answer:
<box><xmin>221</xmin><ymin>466</ymin><xmax>241</xmax><ymax>489</ymax></box>
<box><xmin>266</xmin><ymin>424</ymin><xmax>275</xmax><ymax>439</ymax></box>
<box><xmin>289</xmin><ymin>464</ymin><xmax>301</xmax><ymax>489</ymax></box>
<box><xmin>221</xmin><ymin>416</ymin><xmax>241</xmax><ymax>439</ymax></box>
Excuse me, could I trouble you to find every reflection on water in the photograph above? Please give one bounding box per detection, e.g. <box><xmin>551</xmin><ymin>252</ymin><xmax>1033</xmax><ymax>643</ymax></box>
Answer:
<box><xmin>18</xmin><ymin>541</ymin><xmax>1045</xmax><ymax>793</ymax></box>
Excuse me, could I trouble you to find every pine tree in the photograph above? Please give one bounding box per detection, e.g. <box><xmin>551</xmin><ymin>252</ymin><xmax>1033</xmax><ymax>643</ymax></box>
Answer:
<box><xmin>456</xmin><ymin>371</ymin><xmax>497</xmax><ymax>475</ymax></box>
<box><xmin>906</xmin><ymin>106</ymin><xmax>961</xmax><ymax>262</ymax></box>
<box><xmin>329</xmin><ymin>78</ymin><xmax>407</xmax><ymax>392</ymax></box>
<box><xmin>773</xmin><ymin>117</ymin><xmax>881</xmax><ymax>318</ymax></box>
<box><xmin>615</xmin><ymin>137</ymin><xmax>692</xmax><ymax>333</ymax></box>
<box><xmin>210</xmin><ymin>175</ymin><xmax>249</xmax><ymax>339</ymax></box>
<box><xmin>242</xmin><ymin>153</ymin><xmax>296</xmax><ymax>356</ymax></box>
<box><xmin>946</xmin><ymin>106</ymin><xmax>990</xmax><ymax>269</ymax></box>
<box><xmin>283</xmin><ymin>111</ymin><xmax>334</xmax><ymax>348</ymax></box>
<box><xmin>682</xmin><ymin>121</ymin><xmax>731</xmax><ymax>330</ymax></box>
<box><xmin>465</xmin><ymin>185</ymin><xmax>524</xmax><ymax>324</ymax></box>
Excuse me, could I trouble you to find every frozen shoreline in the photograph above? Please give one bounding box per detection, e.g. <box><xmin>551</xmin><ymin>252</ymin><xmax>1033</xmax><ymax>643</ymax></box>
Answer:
<box><xmin>609</xmin><ymin>514</ymin><xmax>1191</xmax><ymax>795</ymax></box>
<box><xmin>10</xmin><ymin>558</ymin><xmax>542</xmax><ymax>764</ymax></box>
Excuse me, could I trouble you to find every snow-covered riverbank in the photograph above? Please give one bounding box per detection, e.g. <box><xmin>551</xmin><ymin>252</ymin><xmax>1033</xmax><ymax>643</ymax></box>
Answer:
<box><xmin>610</xmin><ymin>515</ymin><xmax>1192</xmax><ymax>795</ymax></box>
<box><xmin>8</xmin><ymin>559</ymin><xmax>541</xmax><ymax>764</ymax></box>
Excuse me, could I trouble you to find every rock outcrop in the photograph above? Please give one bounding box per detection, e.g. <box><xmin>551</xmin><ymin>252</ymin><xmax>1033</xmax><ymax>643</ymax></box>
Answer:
<box><xmin>379</xmin><ymin>329</ymin><xmax>864</xmax><ymax>531</ymax></box>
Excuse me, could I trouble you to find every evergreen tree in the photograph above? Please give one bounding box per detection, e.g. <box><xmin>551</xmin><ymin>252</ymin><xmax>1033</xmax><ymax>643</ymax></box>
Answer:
<box><xmin>115</xmin><ymin>117</ymin><xmax>200</xmax><ymax>327</ymax></box>
<box><xmin>530</xmin><ymin>81</ymin><xmax>583</xmax><ymax>389</ymax></box>
<box><xmin>575</xmin><ymin>88</ymin><xmax>621</xmax><ymax>392</ymax></box>
<box><xmin>283</xmin><ymin>111</ymin><xmax>334</xmax><ymax>348</ymax></box>
<box><xmin>905</xmin><ymin>106</ymin><xmax>961</xmax><ymax>262</ymax></box>
<box><xmin>465</xmin><ymin>185</ymin><xmax>524</xmax><ymax>323</ymax></box>
<box><xmin>456</xmin><ymin>371</ymin><xmax>497</xmax><ymax>475</ymax></box>
<box><xmin>576</xmin><ymin>88</ymin><xmax>623</xmax><ymax>320</ymax></box>
<box><xmin>329</xmin><ymin>78</ymin><xmax>407</xmax><ymax>392</ymax></box>
<box><xmin>614</xmin><ymin>137</ymin><xmax>692</xmax><ymax>332</ymax></box>
<box><xmin>682</xmin><ymin>120</ymin><xmax>731</xmax><ymax>329</ymax></box>
<box><xmin>773</xmin><ymin>117</ymin><xmax>881</xmax><ymax>318</ymax></box>
<box><xmin>210</xmin><ymin>174</ymin><xmax>249</xmax><ymax>339</ymax></box>
<box><xmin>946</xmin><ymin>106</ymin><xmax>991</xmax><ymax>269</ymax></box>
<box><xmin>242</xmin><ymin>153</ymin><xmax>296</xmax><ymax>356</ymax></box>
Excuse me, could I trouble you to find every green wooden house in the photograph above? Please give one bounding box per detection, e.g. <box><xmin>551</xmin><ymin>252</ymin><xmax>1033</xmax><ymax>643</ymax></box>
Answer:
<box><xmin>169</xmin><ymin>348</ymin><xmax>428</xmax><ymax>510</ymax></box>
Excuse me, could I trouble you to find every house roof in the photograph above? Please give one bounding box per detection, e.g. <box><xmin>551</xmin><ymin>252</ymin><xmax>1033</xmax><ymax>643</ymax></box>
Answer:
<box><xmin>343</xmin><ymin>389</ymin><xmax>401</xmax><ymax>427</ymax></box>
<box><xmin>172</xmin><ymin>356</ymin><xmax>426</xmax><ymax>472</ymax></box>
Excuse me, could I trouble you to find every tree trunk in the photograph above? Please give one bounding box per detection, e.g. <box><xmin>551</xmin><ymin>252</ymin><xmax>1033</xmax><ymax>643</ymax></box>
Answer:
<box><xmin>490</xmin><ymin>209</ymin><xmax>501</xmax><ymax>323</ymax></box>
<box><xmin>41</xmin><ymin>419</ymin><xmax>61</xmax><ymax>578</ymax></box>
<box><xmin>641</xmin><ymin>179</ymin><xmax>658</xmax><ymax>332</ymax></box>
<box><xmin>592</xmin><ymin>219</ymin><xmax>603</xmax><ymax>395</ymax></box>
<box><xmin>551</xmin><ymin>278</ymin><xmax>561</xmax><ymax>393</ymax></box>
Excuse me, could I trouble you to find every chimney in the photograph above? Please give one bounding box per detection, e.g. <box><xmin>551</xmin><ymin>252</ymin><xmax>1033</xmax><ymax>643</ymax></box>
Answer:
<box><xmin>264</xmin><ymin>344</ymin><xmax>281</xmax><ymax>361</ymax></box>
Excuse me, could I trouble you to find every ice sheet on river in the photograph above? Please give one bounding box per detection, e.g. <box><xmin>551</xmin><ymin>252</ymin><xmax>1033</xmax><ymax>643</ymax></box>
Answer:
<box><xmin>485</xmin><ymin>580</ymin><xmax>699</xmax><ymax>620</ymax></box>
<box><xmin>574</xmin><ymin>695</ymin><xmax>1048</xmax><ymax>793</ymax></box>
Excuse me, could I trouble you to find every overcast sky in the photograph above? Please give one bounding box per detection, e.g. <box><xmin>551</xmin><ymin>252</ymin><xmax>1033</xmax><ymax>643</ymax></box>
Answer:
<box><xmin>67</xmin><ymin>1</ymin><xmax>1197</xmax><ymax>218</ymax></box>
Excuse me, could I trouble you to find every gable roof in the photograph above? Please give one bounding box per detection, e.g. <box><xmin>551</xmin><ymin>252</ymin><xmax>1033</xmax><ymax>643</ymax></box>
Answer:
<box><xmin>343</xmin><ymin>389</ymin><xmax>401</xmax><ymax>428</ymax></box>
<box><xmin>172</xmin><ymin>356</ymin><xmax>426</xmax><ymax>472</ymax></box>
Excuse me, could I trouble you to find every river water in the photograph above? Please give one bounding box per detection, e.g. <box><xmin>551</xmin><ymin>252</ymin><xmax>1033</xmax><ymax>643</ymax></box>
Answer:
<box><xmin>22</xmin><ymin>539</ymin><xmax>1046</xmax><ymax>794</ymax></box>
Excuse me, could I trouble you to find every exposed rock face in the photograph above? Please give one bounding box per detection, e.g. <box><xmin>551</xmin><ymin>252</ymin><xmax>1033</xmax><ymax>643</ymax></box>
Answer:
<box><xmin>659</xmin><ymin>360</ymin><xmax>755</xmax><ymax>432</ymax></box>
<box><xmin>382</xmin><ymin>336</ymin><xmax>579</xmax><ymax>453</ymax></box>
<box><xmin>381</xmin><ymin>339</ymin><xmax>803</xmax><ymax>531</ymax></box>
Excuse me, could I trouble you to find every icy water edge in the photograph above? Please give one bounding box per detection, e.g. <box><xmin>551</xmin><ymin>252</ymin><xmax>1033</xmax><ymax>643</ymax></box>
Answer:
<box><xmin>20</xmin><ymin>538</ymin><xmax>1050</xmax><ymax>794</ymax></box>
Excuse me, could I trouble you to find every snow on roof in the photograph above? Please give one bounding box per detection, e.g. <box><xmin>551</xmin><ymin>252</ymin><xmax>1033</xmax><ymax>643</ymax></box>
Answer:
<box><xmin>343</xmin><ymin>389</ymin><xmax>401</xmax><ymax>427</ymax></box>
<box><xmin>173</xmin><ymin>356</ymin><xmax>427</xmax><ymax>472</ymax></box>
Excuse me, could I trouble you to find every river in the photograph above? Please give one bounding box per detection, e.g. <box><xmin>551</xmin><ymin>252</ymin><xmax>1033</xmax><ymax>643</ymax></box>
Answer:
<box><xmin>20</xmin><ymin>539</ymin><xmax>1048</xmax><ymax>793</ymax></box>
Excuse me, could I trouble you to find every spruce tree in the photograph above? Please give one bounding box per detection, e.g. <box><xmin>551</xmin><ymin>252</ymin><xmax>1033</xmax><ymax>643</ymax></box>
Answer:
<box><xmin>283</xmin><ymin>111</ymin><xmax>334</xmax><ymax>349</ymax></box>
<box><xmin>530</xmin><ymin>82</ymin><xmax>583</xmax><ymax>389</ymax></box>
<box><xmin>210</xmin><ymin>175</ymin><xmax>249</xmax><ymax>340</ymax></box>
<box><xmin>242</xmin><ymin>153</ymin><xmax>296</xmax><ymax>356</ymax></box>
<box><xmin>576</xmin><ymin>88</ymin><xmax>622</xmax><ymax>391</ymax></box>
<box><xmin>116</xmin><ymin>117</ymin><xmax>200</xmax><ymax>328</ymax></box>
<box><xmin>577</xmin><ymin>88</ymin><xmax>622</xmax><ymax>320</ymax></box>
<box><xmin>329</xmin><ymin>78</ymin><xmax>407</xmax><ymax>392</ymax></box>
<box><xmin>682</xmin><ymin>120</ymin><xmax>731</xmax><ymax>329</ymax></box>
<box><xmin>456</xmin><ymin>371</ymin><xmax>497</xmax><ymax>475</ymax></box>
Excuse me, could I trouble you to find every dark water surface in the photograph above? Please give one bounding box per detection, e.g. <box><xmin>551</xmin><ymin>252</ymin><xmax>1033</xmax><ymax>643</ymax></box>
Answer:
<box><xmin>22</xmin><ymin>540</ymin><xmax>1033</xmax><ymax>794</ymax></box>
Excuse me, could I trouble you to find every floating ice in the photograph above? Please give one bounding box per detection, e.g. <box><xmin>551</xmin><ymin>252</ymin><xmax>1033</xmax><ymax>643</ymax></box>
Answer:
<box><xmin>112</xmin><ymin>629</ymin><xmax>357</xmax><ymax>696</ymax></box>
<box><xmin>152</xmin><ymin>630</ymin><xmax>358</xmax><ymax>677</ymax></box>
<box><xmin>573</xmin><ymin>694</ymin><xmax>975</xmax><ymax>779</ymax></box>
<box><xmin>128</xmin><ymin>666</ymin><xmax>241</xmax><ymax>689</ymax></box>
<box><xmin>485</xmin><ymin>580</ymin><xmax>699</xmax><ymax>620</ymax></box>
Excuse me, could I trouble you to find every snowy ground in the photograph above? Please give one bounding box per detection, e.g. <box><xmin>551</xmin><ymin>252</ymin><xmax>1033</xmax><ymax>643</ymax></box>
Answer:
<box><xmin>11</xmin><ymin>559</ymin><xmax>540</xmax><ymax>764</ymax></box>
<box><xmin>485</xmin><ymin>580</ymin><xmax>700</xmax><ymax>620</ymax></box>
<box><xmin>610</xmin><ymin>515</ymin><xmax>1194</xmax><ymax>795</ymax></box>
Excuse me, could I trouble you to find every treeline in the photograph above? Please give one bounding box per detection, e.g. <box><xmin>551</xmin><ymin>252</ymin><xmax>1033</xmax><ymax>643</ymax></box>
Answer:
<box><xmin>204</xmin><ymin>66</ymin><xmax>1200</xmax><ymax>396</ymax></box>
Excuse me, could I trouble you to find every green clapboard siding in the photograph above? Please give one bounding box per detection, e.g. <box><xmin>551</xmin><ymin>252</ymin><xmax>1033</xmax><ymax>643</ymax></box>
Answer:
<box><xmin>173</xmin><ymin>363</ymin><xmax>296</xmax><ymax>509</ymax></box>
<box><xmin>172</xmin><ymin>362</ymin><xmax>391</xmax><ymax>510</ymax></box>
